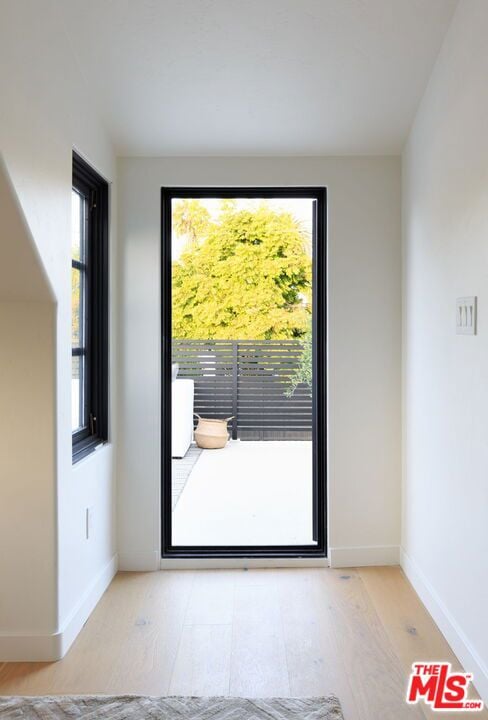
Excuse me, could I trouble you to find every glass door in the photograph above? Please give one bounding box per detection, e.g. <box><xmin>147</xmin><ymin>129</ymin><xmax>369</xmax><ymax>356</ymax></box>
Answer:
<box><xmin>161</xmin><ymin>188</ymin><xmax>327</xmax><ymax>558</ymax></box>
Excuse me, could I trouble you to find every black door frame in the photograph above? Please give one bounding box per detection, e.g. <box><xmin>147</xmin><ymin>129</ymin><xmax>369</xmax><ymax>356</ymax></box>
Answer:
<box><xmin>161</xmin><ymin>187</ymin><xmax>327</xmax><ymax>558</ymax></box>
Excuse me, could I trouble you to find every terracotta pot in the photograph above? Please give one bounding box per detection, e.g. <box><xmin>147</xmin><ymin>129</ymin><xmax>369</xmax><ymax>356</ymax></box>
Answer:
<box><xmin>194</xmin><ymin>414</ymin><xmax>233</xmax><ymax>449</ymax></box>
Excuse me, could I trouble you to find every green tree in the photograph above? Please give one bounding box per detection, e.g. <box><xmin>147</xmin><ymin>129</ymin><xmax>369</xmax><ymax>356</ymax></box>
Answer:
<box><xmin>173</xmin><ymin>199</ymin><xmax>211</xmax><ymax>247</ymax></box>
<box><xmin>172</xmin><ymin>201</ymin><xmax>311</xmax><ymax>339</ymax></box>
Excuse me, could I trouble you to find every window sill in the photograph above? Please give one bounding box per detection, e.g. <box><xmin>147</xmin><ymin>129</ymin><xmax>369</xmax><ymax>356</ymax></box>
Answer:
<box><xmin>72</xmin><ymin>436</ymin><xmax>106</xmax><ymax>465</ymax></box>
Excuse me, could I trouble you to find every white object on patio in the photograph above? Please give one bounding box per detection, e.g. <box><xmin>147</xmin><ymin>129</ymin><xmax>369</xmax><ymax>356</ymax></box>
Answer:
<box><xmin>172</xmin><ymin>440</ymin><xmax>314</xmax><ymax>546</ymax></box>
<box><xmin>172</xmin><ymin>378</ymin><xmax>194</xmax><ymax>458</ymax></box>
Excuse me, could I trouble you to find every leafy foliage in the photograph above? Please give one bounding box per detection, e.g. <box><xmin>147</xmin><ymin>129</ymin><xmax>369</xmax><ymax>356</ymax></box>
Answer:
<box><xmin>173</xmin><ymin>199</ymin><xmax>211</xmax><ymax>247</ymax></box>
<box><xmin>172</xmin><ymin>200</ymin><xmax>312</xmax><ymax>339</ymax></box>
<box><xmin>285</xmin><ymin>320</ymin><xmax>312</xmax><ymax>397</ymax></box>
<box><xmin>72</xmin><ymin>267</ymin><xmax>80</xmax><ymax>344</ymax></box>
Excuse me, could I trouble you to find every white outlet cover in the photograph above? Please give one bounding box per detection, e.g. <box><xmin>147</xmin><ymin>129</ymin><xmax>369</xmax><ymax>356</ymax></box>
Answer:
<box><xmin>456</xmin><ymin>296</ymin><xmax>477</xmax><ymax>335</ymax></box>
<box><xmin>86</xmin><ymin>506</ymin><xmax>94</xmax><ymax>539</ymax></box>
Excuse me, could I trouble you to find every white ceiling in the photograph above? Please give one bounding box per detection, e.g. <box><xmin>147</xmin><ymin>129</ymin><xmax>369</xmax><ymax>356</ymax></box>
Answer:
<box><xmin>59</xmin><ymin>0</ymin><xmax>457</xmax><ymax>156</ymax></box>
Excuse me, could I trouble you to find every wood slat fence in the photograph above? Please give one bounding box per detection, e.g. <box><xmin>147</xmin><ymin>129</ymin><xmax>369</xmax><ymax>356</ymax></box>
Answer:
<box><xmin>173</xmin><ymin>339</ymin><xmax>312</xmax><ymax>440</ymax></box>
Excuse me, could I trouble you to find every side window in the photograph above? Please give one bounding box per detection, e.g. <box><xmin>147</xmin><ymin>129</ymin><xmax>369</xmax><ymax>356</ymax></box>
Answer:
<box><xmin>72</xmin><ymin>152</ymin><xmax>109</xmax><ymax>461</ymax></box>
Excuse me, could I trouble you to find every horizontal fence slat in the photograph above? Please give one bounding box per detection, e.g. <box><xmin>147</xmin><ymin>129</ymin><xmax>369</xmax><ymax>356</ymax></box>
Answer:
<box><xmin>173</xmin><ymin>338</ymin><xmax>312</xmax><ymax>440</ymax></box>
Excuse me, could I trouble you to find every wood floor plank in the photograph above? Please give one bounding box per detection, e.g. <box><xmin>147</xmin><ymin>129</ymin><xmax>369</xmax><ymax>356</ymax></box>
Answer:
<box><xmin>169</xmin><ymin>624</ymin><xmax>232</xmax><ymax>696</ymax></box>
<box><xmin>0</xmin><ymin>566</ymin><xmax>481</xmax><ymax>720</ymax></box>
<box><xmin>359</xmin><ymin>566</ymin><xmax>488</xmax><ymax>720</ymax></box>
<box><xmin>184</xmin><ymin>570</ymin><xmax>235</xmax><ymax>626</ymax></box>
<box><xmin>0</xmin><ymin>571</ymin><xmax>147</xmax><ymax>695</ymax></box>
<box><xmin>275</xmin><ymin>569</ymin><xmax>360</xmax><ymax>720</ymax></box>
<box><xmin>229</xmin><ymin>580</ymin><xmax>290</xmax><ymax>697</ymax></box>
<box><xmin>106</xmin><ymin>570</ymin><xmax>196</xmax><ymax>695</ymax></box>
<box><xmin>359</xmin><ymin>567</ymin><xmax>462</xmax><ymax>669</ymax></box>
<box><xmin>319</xmin><ymin>568</ymin><xmax>424</xmax><ymax>719</ymax></box>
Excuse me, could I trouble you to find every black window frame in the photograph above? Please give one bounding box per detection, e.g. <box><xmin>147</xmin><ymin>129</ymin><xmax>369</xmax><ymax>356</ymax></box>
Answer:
<box><xmin>72</xmin><ymin>152</ymin><xmax>109</xmax><ymax>463</ymax></box>
<box><xmin>161</xmin><ymin>186</ymin><xmax>327</xmax><ymax>559</ymax></box>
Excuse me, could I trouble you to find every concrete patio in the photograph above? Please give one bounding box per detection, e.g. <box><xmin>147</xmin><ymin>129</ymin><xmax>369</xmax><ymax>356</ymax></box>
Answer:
<box><xmin>172</xmin><ymin>440</ymin><xmax>314</xmax><ymax>546</ymax></box>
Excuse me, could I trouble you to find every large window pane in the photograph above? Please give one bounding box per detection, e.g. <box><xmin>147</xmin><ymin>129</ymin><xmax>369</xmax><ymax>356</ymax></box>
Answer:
<box><xmin>71</xmin><ymin>190</ymin><xmax>82</xmax><ymax>261</ymax></box>
<box><xmin>169</xmin><ymin>196</ymin><xmax>315</xmax><ymax>547</ymax></box>
<box><xmin>71</xmin><ymin>355</ymin><xmax>85</xmax><ymax>432</ymax></box>
<box><xmin>72</xmin><ymin>267</ymin><xmax>83</xmax><ymax>347</ymax></box>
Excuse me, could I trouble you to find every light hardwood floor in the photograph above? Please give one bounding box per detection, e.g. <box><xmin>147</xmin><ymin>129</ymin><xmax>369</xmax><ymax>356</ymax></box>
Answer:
<box><xmin>0</xmin><ymin>567</ymin><xmax>485</xmax><ymax>720</ymax></box>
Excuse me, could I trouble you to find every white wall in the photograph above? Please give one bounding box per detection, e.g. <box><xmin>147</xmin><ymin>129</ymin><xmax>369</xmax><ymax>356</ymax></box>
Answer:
<box><xmin>0</xmin><ymin>302</ymin><xmax>56</xmax><ymax>647</ymax></box>
<box><xmin>0</xmin><ymin>0</ymin><xmax>117</xmax><ymax>659</ymax></box>
<box><xmin>117</xmin><ymin>156</ymin><xmax>402</xmax><ymax>570</ymax></box>
<box><xmin>402</xmin><ymin>0</ymin><xmax>488</xmax><ymax>702</ymax></box>
<box><xmin>0</xmin><ymin>160</ymin><xmax>57</xmax><ymax>655</ymax></box>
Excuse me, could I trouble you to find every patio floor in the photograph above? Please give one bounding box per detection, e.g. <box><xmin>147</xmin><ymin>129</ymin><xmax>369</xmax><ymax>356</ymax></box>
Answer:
<box><xmin>172</xmin><ymin>444</ymin><xmax>202</xmax><ymax>509</ymax></box>
<box><xmin>172</xmin><ymin>440</ymin><xmax>314</xmax><ymax>546</ymax></box>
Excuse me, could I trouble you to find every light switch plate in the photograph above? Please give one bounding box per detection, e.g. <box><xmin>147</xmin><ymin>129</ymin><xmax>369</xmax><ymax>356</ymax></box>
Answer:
<box><xmin>456</xmin><ymin>296</ymin><xmax>477</xmax><ymax>335</ymax></box>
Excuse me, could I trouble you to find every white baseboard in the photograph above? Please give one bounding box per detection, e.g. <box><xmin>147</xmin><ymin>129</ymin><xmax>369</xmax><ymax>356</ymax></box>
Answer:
<box><xmin>58</xmin><ymin>553</ymin><xmax>118</xmax><ymax>658</ymax></box>
<box><xmin>118</xmin><ymin>549</ymin><xmax>161</xmax><ymax>571</ymax></box>
<box><xmin>329</xmin><ymin>544</ymin><xmax>400</xmax><ymax>567</ymax></box>
<box><xmin>0</xmin><ymin>553</ymin><xmax>118</xmax><ymax>662</ymax></box>
<box><xmin>401</xmin><ymin>548</ymin><xmax>488</xmax><ymax>704</ymax></box>
<box><xmin>160</xmin><ymin>556</ymin><xmax>330</xmax><ymax>570</ymax></box>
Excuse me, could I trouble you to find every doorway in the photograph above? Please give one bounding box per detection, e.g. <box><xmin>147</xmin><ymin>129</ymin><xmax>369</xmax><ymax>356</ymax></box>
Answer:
<box><xmin>161</xmin><ymin>188</ymin><xmax>327</xmax><ymax>558</ymax></box>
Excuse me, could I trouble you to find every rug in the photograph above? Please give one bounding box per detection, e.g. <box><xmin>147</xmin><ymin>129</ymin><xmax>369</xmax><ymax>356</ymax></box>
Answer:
<box><xmin>0</xmin><ymin>695</ymin><xmax>344</xmax><ymax>719</ymax></box>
